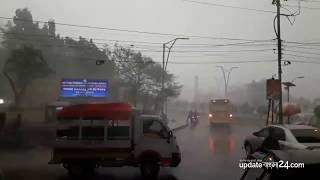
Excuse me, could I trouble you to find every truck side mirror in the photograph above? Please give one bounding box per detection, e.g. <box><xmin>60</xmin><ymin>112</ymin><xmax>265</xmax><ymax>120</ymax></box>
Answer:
<box><xmin>166</xmin><ymin>131</ymin><xmax>173</xmax><ymax>143</ymax></box>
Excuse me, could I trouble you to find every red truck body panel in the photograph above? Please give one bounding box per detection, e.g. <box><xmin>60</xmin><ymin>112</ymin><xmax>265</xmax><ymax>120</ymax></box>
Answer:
<box><xmin>57</xmin><ymin>102</ymin><xmax>133</xmax><ymax>120</ymax></box>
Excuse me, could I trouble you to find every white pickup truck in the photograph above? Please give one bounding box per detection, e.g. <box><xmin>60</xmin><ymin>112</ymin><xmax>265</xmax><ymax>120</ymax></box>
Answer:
<box><xmin>48</xmin><ymin>102</ymin><xmax>181</xmax><ymax>179</ymax></box>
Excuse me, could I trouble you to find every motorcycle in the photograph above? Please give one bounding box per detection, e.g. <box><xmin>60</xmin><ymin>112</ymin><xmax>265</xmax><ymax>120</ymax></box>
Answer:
<box><xmin>190</xmin><ymin>115</ymin><xmax>200</xmax><ymax>125</ymax></box>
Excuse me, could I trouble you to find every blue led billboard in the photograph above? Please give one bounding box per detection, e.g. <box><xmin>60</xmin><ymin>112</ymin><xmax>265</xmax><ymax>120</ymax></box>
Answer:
<box><xmin>60</xmin><ymin>79</ymin><xmax>108</xmax><ymax>98</ymax></box>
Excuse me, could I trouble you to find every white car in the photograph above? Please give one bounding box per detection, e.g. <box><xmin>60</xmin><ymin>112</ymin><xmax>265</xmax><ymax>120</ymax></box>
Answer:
<box><xmin>244</xmin><ymin>124</ymin><xmax>320</xmax><ymax>155</ymax></box>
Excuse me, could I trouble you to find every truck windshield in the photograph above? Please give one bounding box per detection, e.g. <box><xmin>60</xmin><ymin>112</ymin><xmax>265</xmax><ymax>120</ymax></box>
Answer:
<box><xmin>143</xmin><ymin>120</ymin><xmax>166</xmax><ymax>138</ymax></box>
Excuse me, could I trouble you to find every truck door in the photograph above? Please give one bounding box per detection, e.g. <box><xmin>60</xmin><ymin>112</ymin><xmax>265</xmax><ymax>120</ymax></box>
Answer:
<box><xmin>135</xmin><ymin>119</ymin><xmax>173</xmax><ymax>161</ymax></box>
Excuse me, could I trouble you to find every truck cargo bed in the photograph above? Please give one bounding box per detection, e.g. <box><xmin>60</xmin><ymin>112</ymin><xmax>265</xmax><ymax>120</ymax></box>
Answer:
<box><xmin>49</xmin><ymin>140</ymin><xmax>132</xmax><ymax>164</ymax></box>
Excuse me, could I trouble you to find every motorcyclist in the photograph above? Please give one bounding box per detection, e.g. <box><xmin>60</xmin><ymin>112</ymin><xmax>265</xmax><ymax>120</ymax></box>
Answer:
<box><xmin>194</xmin><ymin>110</ymin><xmax>199</xmax><ymax>119</ymax></box>
<box><xmin>187</xmin><ymin>110</ymin><xmax>193</xmax><ymax>125</ymax></box>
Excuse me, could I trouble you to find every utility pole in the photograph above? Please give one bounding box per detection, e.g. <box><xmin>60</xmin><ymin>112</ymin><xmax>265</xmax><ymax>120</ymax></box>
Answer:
<box><xmin>161</xmin><ymin>44</ymin><xmax>165</xmax><ymax>115</ymax></box>
<box><xmin>273</xmin><ymin>0</ymin><xmax>283</xmax><ymax>124</ymax></box>
<box><xmin>161</xmin><ymin>38</ymin><xmax>189</xmax><ymax>115</ymax></box>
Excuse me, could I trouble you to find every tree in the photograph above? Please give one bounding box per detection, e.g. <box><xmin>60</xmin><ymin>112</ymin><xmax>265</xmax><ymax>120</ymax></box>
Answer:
<box><xmin>111</xmin><ymin>45</ymin><xmax>182</xmax><ymax>111</ymax></box>
<box><xmin>238</xmin><ymin>103</ymin><xmax>254</xmax><ymax>114</ymax></box>
<box><xmin>2</xmin><ymin>46</ymin><xmax>53</xmax><ymax>108</ymax></box>
<box><xmin>1</xmin><ymin>8</ymin><xmax>118</xmax><ymax>102</ymax></box>
<box><xmin>313</xmin><ymin>105</ymin><xmax>320</xmax><ymax>126</ymax></box>
<box><xmin>0</xmin><ymin>8</ymin><xmax>181</xmax><ymax>112</ymax></box>
<box><xmin>112</xmin><ymin>46</ymin><xmax>155</xmax><ymax>106</ymax></box>
<box><xmin>246</xmin><ymin>80</ymin><xmax>266</xmax><ymax>107</ymax></box>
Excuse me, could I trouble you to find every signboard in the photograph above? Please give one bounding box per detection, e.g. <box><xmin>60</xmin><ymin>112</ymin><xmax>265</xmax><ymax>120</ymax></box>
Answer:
<box><xmin>266</xmin><ymin>79</ymin><xmax>281</xmax><ymax>100</ymax></box>
<box><xmin>60</xmin><ymin>79</ymin><xmax>108</xmax><ymax>98</ymax></box>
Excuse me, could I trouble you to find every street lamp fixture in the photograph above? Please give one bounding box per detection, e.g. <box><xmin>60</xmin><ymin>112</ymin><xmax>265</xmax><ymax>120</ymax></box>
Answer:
<box><xmin>163</xmin><ymin>37</ymin><xmax>190</xmax><ymax>71</ymax></box>
<box><xmin>291</xmin><ymin>76</ymin><xmax>304</xmax><ymax>83</ymax></box>
<box><xmin>161</xmin><ymin>37</ymin><xmax>189</xmax><ymax>115</ymax></box>
<box><xmin>216</xmin><ymin>66</ymin><xmax>239</xmax><ymax>98</ymax></box>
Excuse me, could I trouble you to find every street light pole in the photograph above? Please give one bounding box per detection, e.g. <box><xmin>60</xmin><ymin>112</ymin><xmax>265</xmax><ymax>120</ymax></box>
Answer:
<box><xmin>216</xmin><ymin>66</ymin><xmax>238</xmax><ymax>98</ymax></box>
<box><xmin>161</xmin><ymin>37</ymin><xmax>189</xmax><ymax>115</ymax></box>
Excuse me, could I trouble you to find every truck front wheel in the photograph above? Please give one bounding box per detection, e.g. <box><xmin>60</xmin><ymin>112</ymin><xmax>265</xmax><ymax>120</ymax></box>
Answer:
<box><xmin>140</xmin><ymin>161</ymin><xmax>160</xmax><ymax>179</ymax></box>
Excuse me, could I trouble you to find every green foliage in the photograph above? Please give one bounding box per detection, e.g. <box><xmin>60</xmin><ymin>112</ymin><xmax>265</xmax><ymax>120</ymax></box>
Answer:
<box><xmin>246</xmin><ymin>80</ymin><xmax>266</xmax><ymax>107</ymax></box>
<box><xmin>111</xmin><ymin>45</ymin><xmax>182</xmax><ymax>107</ymax></box>
<box><xmin>3</xmin><ymin>46</ymin><xmax>53</xmax><ymax>106</ymax></box>
<box><xmin>0</xmin><ymin>8</ymin><xmax>181</xmax><ymax>112</ymax></box>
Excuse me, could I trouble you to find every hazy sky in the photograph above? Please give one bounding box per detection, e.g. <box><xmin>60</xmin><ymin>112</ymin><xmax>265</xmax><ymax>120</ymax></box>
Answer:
<box><xmin>1</xmin><ymin>0</ymin><xmax>320</xmax><ymax>100</ymax></box>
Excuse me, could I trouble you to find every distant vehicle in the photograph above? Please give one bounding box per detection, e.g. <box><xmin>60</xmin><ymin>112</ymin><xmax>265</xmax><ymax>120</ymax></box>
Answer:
<box><xmin>244</xmin><ymin>124</ymin><xmax>320</xmax><ymax>156</ymax></box>
<box><xmin>208</xmin><ymin>99</ymin><xmax>233</xmax><ymax>126</ymax></box>
<box><xmin>49</xmin><ymin>102</ymin><xmax>181</xmax><ymax>179</ymax></box>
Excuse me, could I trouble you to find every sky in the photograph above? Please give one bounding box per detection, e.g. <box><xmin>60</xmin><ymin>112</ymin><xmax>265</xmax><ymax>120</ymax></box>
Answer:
<box><xmin>1</xmin><ymin>0</ymin><xmax>320</xmax><ymax>100</ymax></box>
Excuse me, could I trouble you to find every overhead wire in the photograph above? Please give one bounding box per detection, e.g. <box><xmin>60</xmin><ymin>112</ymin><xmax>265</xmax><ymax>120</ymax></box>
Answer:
<box><xmin>283</xmin><ymin>4</ymin><xmax>320</xmax><ymax>10</ymax></box>
<box><xmin>179</xmin><ymin>0</ymin><xmax>276</xmax><ymax>13</ymax></box>
<box><xmin>284</xmin><ymin>49</ymin><xmax>320</xmax><ymax>56</ymax></box>
<box><xmin>283</xmin><ymin>53</ymin><xmax>320</xmax><ymax>60</ymax></box>
<box><xmin>0</xmin><ymin>31</ymin><xmax>276</xmax><ymax>48</ymax></box>
<box><xmin>0</xmin><ymin>16</ymin><xmax>273</xmax><ymax>41</ymax></box>
<box><xmin>0</xmin><ymin>33</ymin><xmax>276</xmax><ymax>54</ymax></box>
<box><xmin>283</xmin><ymin>44</ymin><xmax>320</xmax><ymax>51</ymax></box>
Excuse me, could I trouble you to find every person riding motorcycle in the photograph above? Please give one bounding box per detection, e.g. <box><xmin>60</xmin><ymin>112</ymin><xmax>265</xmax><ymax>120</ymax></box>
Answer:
<box><xmin>191</xmin><ymin>110</ymin><xmax>199</xmax><ymax>123</ymax></box>
<box><xmin>187</xmin><ymin>110</ymin><xmax>193</xmax><ymax>125</ymax></box>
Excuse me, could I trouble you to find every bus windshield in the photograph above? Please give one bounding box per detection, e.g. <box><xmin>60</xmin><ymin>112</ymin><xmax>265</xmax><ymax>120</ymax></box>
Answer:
<box><xmin>209</xmin><ymin>99</ymin><xmax>232</xmax><ymax>112</ymax></box>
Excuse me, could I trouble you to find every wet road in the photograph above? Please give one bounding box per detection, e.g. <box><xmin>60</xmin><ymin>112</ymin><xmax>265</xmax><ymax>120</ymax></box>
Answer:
<box><xmin>171</xmin><ymin>114</ymin><xmax>263</xmax><ymax>180</ymax></box>
<box><xmin>0</xmin><ymin>114</ymin><xmax>264</xmax><ymax>180</ymax></box>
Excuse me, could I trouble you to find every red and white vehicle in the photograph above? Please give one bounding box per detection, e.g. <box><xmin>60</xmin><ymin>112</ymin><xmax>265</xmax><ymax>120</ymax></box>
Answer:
<box><xmin>49</xmin><ymin>102</ymin><xmax>181</xmax><ymax>178</ymax></box>
<box><xmin>208</xmin><ymin>99</ymin><xmax>233</xmax><ymax>126</ymax></box>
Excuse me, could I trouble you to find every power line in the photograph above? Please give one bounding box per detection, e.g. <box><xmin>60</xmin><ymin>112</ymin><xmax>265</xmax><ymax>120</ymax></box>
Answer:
<box><xmin>290</xmin><ymin>60</ymin><xmax>320</xmax><ymax>64</ymax></box>
<box><xmin>284</xmin><ymin>49</ymin><xmax>320</xmax><ymax>56</ymax></box>
<box><xmin>124</xmin><ymin>48</ymin><xmax>275</xmax><ymax>53</ymax></box>
<box><xmin>283</xmin><ymin>53</ymin><xmax>320</xmax><ymax>60</ymax></box>
<box><xmin>0</xmin><ymin>31</ymin><xmax>276</xmax><ymax>49</ymax></box>
<box><xmin>117</xmin><ymin>59</ymin><xmax>277</xmax><ymax>64</ymax></box>
<box><xmin>284</xmin><ymin>44</ymin><xmax>320</xmax><ymax>51</ymax></box>
<box><xmin>0</xmin><ymin>34</ymin><xmax>276</xmax><ymax>54</ymax></box>
<box><xmin>288</xmin><ymin>0</ymin><xmax>320</xmax><ymax>2</ymax></box>
<box><xmin>47</xmin><ymin>53</ymin><xmax>277</xmax><ymax>64</ymax></box>
<box><xmin>285</xmin><ymin>40</ymin><xmax>320</xmax><ymax>45</ymax></box>
<box><xmin>283</xmin><ymin>4</ymin><xmax>320</xmax><ymax>10</ymax></box>
<box><xmin>0</xmin><ymin>16</ymin><xmax>273</xmax><ymax>41</ymax></box>
<box><xmin>161</xmin><ymin>60</ymin><xmax>276</xmax><ymax>64</ymax></box>
<box><xmin>180</xmin><ymin>0</ymin><xmax>276</xmax><ymax>13</ymax></box>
